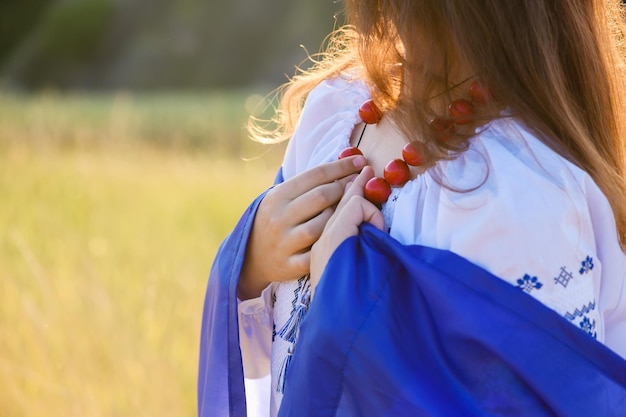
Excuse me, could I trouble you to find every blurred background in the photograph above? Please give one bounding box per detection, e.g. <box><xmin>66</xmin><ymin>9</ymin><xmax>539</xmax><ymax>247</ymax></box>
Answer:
<box><xmin>0</xmin><ymin>0</ymin><xmax>340</xmax><ymax>415</ymax></box>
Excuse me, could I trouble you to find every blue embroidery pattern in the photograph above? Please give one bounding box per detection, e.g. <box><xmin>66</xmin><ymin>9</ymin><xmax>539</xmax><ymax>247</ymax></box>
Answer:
<box><xmin>277</xmin><ymin>346</ymin><xmax>294</xmax><ymax>394</ymax></box>
<box><xmin>275</xmin><ymin>275</ymin><xmax>311</xmax><ymax>394</ymax></box>
<box><xmin>278</xmin><ymin>276</ymin><xmax>311</xmax><ymax>344</ymax></box>
<box><xmin>290</xmin><ymin>275</ymin><xmax>308</xmax><ymax>311</ymax></box>
<box><xmin>579</xmin><ymin>317</ymin><xmax>597</xmax><ymax>339</ymax></box>
<box><xmin>563</xmin><ymin>301</ymin><xmax>597</xmax><ymax>339</ymax></box>
<box><xmin>271</xmin><ymin>292</ymin><xmax>278</xmax><ymax>341</ymax></box>
<box><xmin>553</xmin><ymin>266</ymin><xmax>573</xmax><ymax>288</ymax></box>
<box><xmin>564</xmin><ymin>301</ymin><xmax>596</xmax><ymax>321</ymax></box>
<box><xmin>579</xmin><ymin>256</ymin><xmax>594</xmax><ymax>275</ymax></box>
<box><xmin>516</xmin><ymin>274</ymin><xmax>543</xmax><ymax>293</ymax></box>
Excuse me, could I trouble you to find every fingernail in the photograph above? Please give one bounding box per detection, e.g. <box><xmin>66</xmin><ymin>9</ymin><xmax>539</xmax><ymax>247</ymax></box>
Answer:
<box><xmin>353</xmin><ymin>155</ymin><xmax>366</xmax><ymax>169</ymax></box>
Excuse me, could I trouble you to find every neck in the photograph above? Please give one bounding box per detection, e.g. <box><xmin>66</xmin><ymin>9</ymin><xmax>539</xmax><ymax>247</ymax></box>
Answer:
<box><xmin>350</xmin><ymin>117</ymin><xmax>427</xmax><ymax>181</ymax></box>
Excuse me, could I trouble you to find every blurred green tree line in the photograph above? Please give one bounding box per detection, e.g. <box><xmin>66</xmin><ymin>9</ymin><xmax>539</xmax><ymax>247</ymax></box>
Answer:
<box><xmin>0</xmin><ymin>0</ymin><xmax>340</xmax><ymax>90</ymax></box>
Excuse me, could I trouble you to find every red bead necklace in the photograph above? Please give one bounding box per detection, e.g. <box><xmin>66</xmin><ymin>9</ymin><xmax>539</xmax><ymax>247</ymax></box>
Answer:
<box><xmin>338</xmin><ymin>80</ymin><xmax>488</xmax><ymax>205</ymax></box>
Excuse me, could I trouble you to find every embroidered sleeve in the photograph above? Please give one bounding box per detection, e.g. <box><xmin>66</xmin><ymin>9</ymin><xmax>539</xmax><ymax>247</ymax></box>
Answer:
<box><xmin>238</xmin><ymin>283</ymin><xmax>275</xmax><ymax>378</ymax></box>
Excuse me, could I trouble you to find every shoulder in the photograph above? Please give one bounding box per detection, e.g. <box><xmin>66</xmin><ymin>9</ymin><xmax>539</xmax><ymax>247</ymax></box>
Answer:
<box><xmin>443</xmin><ymin>117</ymin><xmax>619</xmax><ymax>280</ymax></box>
<box><xmin>470</xmin><ymin>120</ymin><xmax>626</xmax><ymax>350</ymax></box>
<box><xmin>281</xmin><ymin>75</ymin><xmax>370</xmax><ymax>179</ymax></box>
<box><xmin>395</xmin><ymin>117</ymin><xmax>625</xmax><ymax>342</ymax></box>
<box><xmin>436</xmin><ymin>117</ymin><xmax>605</xmax><ymax>231</ymax></box>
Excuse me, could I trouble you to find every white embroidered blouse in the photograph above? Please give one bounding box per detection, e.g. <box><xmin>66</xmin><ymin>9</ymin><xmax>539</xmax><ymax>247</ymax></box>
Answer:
<box><xmin>237</xmin><ymin>76</ymin><xmax>626</xmax><ymax>417</ymax></box>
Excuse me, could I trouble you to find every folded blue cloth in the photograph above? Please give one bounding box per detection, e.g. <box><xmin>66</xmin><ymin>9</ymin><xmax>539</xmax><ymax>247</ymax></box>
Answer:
<box><xmin>278</xmin><ymin>223</ymin><xmax>626</xmax><ymax>417</ymax></box>
<box><xmin>198</xmin><ymin>168</ymin><xmax>626</xmax><ymax>417</ymax></box>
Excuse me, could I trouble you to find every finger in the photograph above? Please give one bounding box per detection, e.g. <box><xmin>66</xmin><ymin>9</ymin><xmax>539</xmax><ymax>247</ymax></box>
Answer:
<box><xmin>334</xmin><ymin>173</ymin><xmax>359</xmax><ymax>192</ymax></box>
<box><xmin>286</xmin><ymin>251</ymin><xmax>311</xmax><ymax>278</ymax></box>
<box><xmin>343</xmin><ymin>166</ymin><xmax>374</xmax><ymax>205</ymax></box>
<box><xmin>279</xmin><ymin>155</ymin><xmax>367</xmax><ymax>198</ymax></box>
<box><xmin>288</xmin><ymin>206</ymin><xmax>334</xmax><ymax>248</ymax></box>
<box><xmin>359</xmin><ymin>197</ymin><xmax>385</xmax><ymax>231</ymax></box>
<box><xmin>288</xmin><ymin>175</ymin><xmax>354</xmax><ymax>223</ymax></box>
<box><xmin>309</xmin><ymin>195</ymin><xmax>384</xmax><ymax>296</ymax></box>
<box><xmin>326</xmin><ymin>166</ymin><xmax>375</xmax><ymax>230</ymax></box>
<box><xmin>326</xmin><ymin>195</ymin><xmax>385</xmax><ymax>243</ymax></box>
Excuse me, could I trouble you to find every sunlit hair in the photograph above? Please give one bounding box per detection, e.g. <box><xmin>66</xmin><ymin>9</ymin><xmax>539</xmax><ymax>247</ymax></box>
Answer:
<box><xmin>249</xmin><ymin>0</ymin><xmax>626</xmax><ymax>249</ymax></box>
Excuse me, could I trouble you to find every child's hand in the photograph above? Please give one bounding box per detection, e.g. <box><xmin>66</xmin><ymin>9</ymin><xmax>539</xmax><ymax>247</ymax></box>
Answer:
<box><xmin>237</xmin><ymin>155</ymin><xmax>367</xmax><ymax>299</ymax></box>
<box><xmin>309</xmin><ymin>166</ymin><xmax>384</xmax><ymax>297</ymax></box>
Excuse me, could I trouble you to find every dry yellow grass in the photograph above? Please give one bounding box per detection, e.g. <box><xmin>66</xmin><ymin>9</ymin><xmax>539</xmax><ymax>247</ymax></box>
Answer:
<box><xmin>0</xmin><ymin>92</ymin><xmax>284</xmax><ymax>416</ymax></box>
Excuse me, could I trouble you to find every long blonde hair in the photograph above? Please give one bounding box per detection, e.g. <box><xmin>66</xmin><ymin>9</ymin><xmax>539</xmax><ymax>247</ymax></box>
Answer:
<box><xmin>251</xmin><ymin>0</ymin><xmax>626</xmax><ymax>249</ymax></box>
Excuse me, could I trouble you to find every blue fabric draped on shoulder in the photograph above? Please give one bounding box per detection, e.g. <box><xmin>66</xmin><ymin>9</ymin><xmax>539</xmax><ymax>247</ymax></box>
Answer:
<box><xmin>198</xmin><ymin>167</ymin><xmax>626</xmax><ymax>417</ymax></box>
<box><xmin>197</xmin><ymin>168</ymin><xmax>284</xmax><ymax>417</ymax></box>
<box><xmin>278</xmin><ymin>223</ymin><xmax>626</xmax><ymax>417</ymax></box>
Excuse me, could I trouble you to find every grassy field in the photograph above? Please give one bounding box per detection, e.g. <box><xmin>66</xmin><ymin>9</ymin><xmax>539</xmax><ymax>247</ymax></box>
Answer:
<box><xmin>0</xmin><ymin>92</ymin><xmax>285</xmax><ymax>416</ymax></box>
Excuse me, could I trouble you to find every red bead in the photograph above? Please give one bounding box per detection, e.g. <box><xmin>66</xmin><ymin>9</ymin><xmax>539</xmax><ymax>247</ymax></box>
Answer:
<box><xmin>448</xmin><ymin>99</ymin><xmax>474</xmax><ymax>125</ymax></box>
<box><xmin>469</xmin><ymin>80</ymin><xmax>489</xmax><ymax>104</ymax></box>
<box><xmin>402</xmin><ymin>142</ymin><xmax>426</xmax><ymax>166</ymax></box>
<box><xmin>364</xmin><ymin>177</ymin><xmax>391</xmax><ymax>205</ymax></box>
<box><xmin>383</xmin><ymin>159</ymin><xmax>410</xmax><ymax>186</ymax></box>
<box><xmin>338</xmin><ymin>147</ymin><xmax>363</xmax><ymax>159</ymax></box>
<box><xmin>429</xmin><ymin>117</ymin><xmax>456</xmax><ymax>142</ymax></box>
<box><xmin>358</xmin><ymin>99</ymin><xmax>383</xmax><ymax>124</ymax></box>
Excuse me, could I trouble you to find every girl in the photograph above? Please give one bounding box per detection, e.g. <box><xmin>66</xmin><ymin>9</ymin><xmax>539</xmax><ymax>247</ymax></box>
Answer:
<box><xmin>199</xmin><ymin>1</ymin><xmax>626</xmax><ymax>416</ymax></box>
